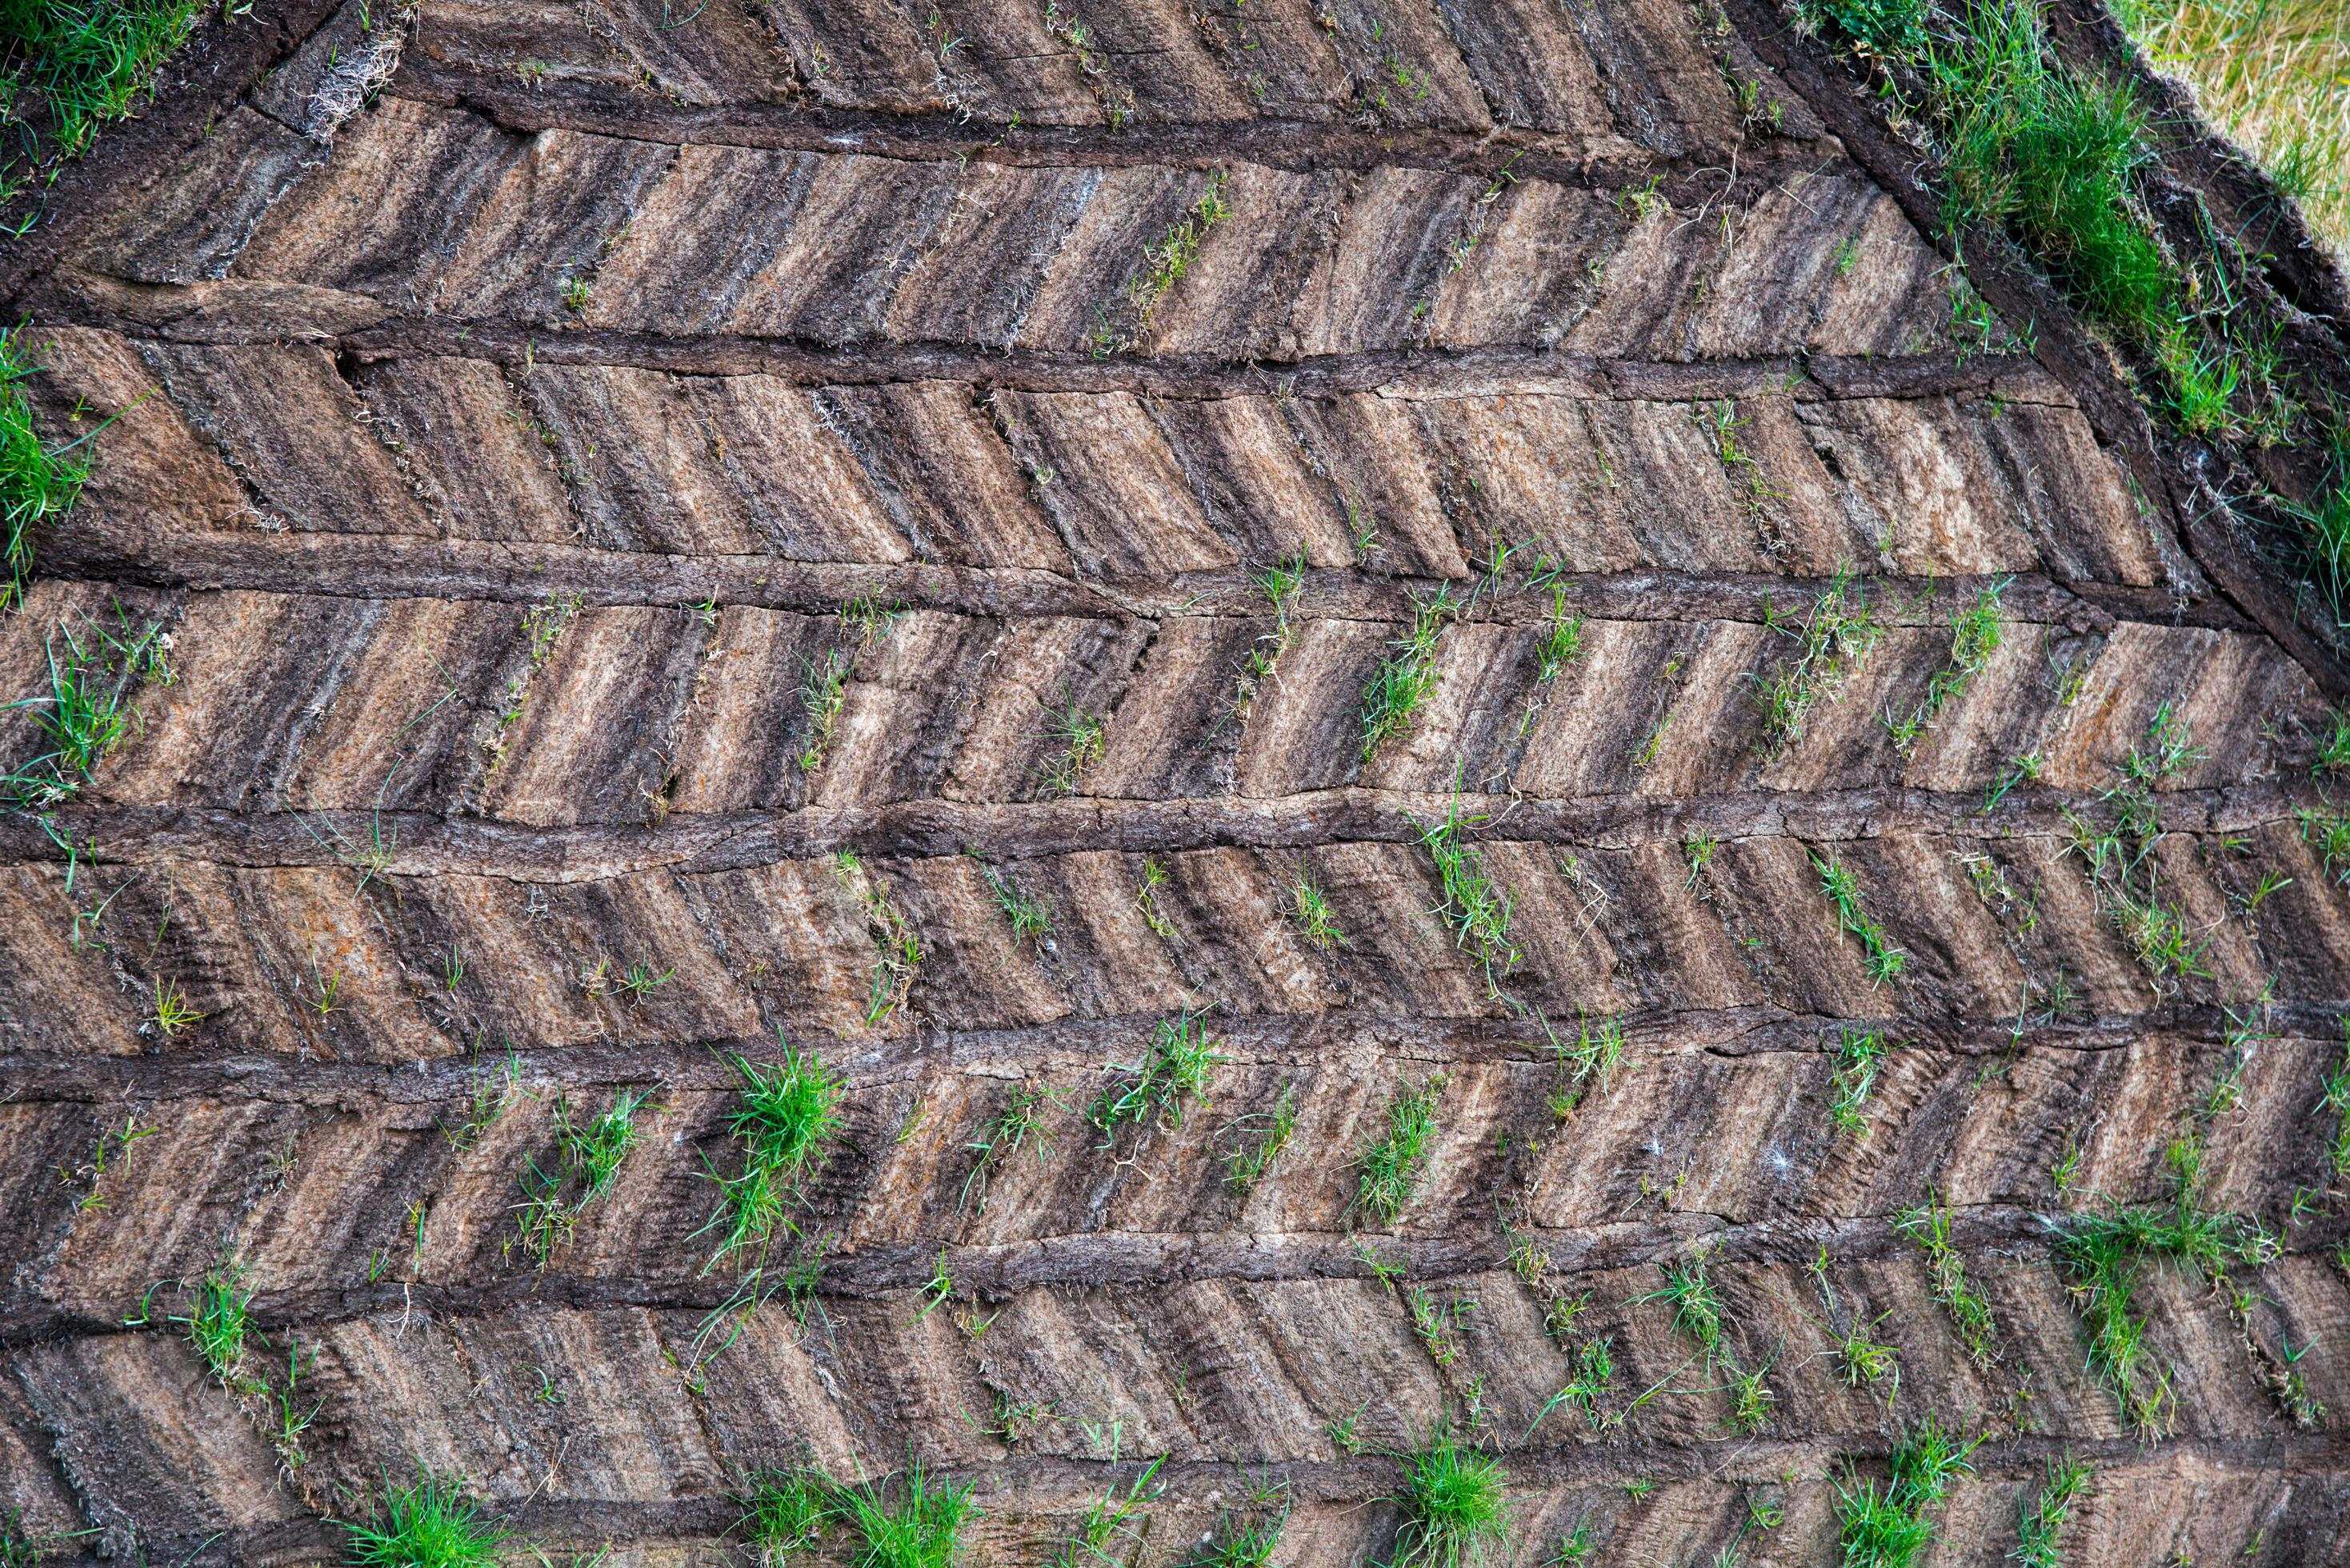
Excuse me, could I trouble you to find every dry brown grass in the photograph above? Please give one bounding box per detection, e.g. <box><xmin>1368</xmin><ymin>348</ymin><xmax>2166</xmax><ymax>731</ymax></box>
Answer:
<box><xmin>2120</xmin><ymin>0</ymin><xmax>2350</xmax><ymax>253</ymax></box>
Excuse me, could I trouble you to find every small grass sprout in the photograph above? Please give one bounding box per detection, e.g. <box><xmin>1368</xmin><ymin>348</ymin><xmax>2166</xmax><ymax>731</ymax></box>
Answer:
<box><xmin>1812</xmin><ymin>850</ymin><xmax>1908</xmax><ymax>985</ymax></box>
<box><xmin>518</xmin><ymin>1089</ymin><xmax>656</xmax><ymax>1264</ymax></box>
<box><xmin>1289</xmin><ymin>868</ymin><xmax>1346</xmax><ymax>948</ymax></box>
<box><xmin>975</xmin><ymin>856</ymin><xmax>1053</xmax><ymax>950</ymax></box>
<box><xmin>1828</xmin><ymin>1026</ymin><xmax>1893</xmax><ymax>1139</ymax></box>
<box><xmin>2013</xmin><ymin>1454</ymin><xmax>2092</xmax><ymax>1568</ymax></box>
<box><xmin>1755</xmin><ymin>562</ymin><xmax>1880</xmax><ymax>751</ymax></box>
<box><xmin>1356</xmin><ymin>1075</ymin><xmax>1442</xmax><ymax>1225</ymax></box>
<box><xmin>1361</xmin><ymin>585</ymin><xmax>1459</xmax><ymax>760</ymax></box>
<box><xmin>1892</xmin><ymin>1191</ymin><xmax>1999</xmax><ymax>1367</ymax></box>
<box><xmin>1414</xmin><ymin>795</ymin><xmax>1518</xmax><ymax>993</ymax></box>
<box><xmin>961</xmin><ymin>1084</ymin><xmax>1062</xmax><ymax>1214</ymax></box>
<box><xmin>1637</xmin><ymin>1248</ymin><xmax>1725</xmax><ymax>1356</ymax></box>
<box><xmin>1090</xmin><ymin>1007</ymin><xmax>1225</xmax><ymax>1137</ymax></box>
<box><xmin>1223</xmin><ymin>1080</ymin><xmax>1297</xmax><ymax>1194</ymax></box>
<box><xmin>1039</xmin><ymin>693</ymin><xmax>1106</xmax><ymax>795</ymax></box>
<box><xmin>178</xmin><ymin>1258</ymin><xmax>250</xmax><ymax>1384</ymax></box>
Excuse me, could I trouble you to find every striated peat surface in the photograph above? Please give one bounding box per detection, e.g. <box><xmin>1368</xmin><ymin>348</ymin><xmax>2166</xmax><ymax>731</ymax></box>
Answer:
<box><xmin>3</xmin><ymin>1</ymin><xmax>2349</xmax><ymax>1565</ymax></box>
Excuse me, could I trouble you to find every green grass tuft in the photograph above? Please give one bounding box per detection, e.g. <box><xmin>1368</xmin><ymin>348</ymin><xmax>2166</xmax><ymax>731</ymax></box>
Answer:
<box><xmin>1755</xmin><ymin>562</ymin><xmax>1880</xmax><ymax>752</ymax></box>
<box><xmin>178</xmin><ymin>1257</ymin><xmax>250</xmax><ymax>1385</ymax></box>
<box><xmin>1361</xmin><ymin>586</ymin><xmax>1459</xmax><ymax>760</ymax></box>
<box><xmin>740</xmin><ymin>1468</ymin><xmax>836</xmax><ymax>1562</ymax></box>
<box><xmin>1892</xmin><ymin>1191</ymin><xmax>2000</xmax><ymax>1366</ymax></box>
<box><xmin>1812</xmin><ymin>850</ymin><xmax>1909</xmax><ymax>985</ymax></box>
<box><xmin>1413</xmin><ymin>795</ymin><xmax>1519</xmax><ymax>994</ymax></box>
<box><xmin>832</xmin><ymin>1462</ymin><xmax>979</xmax><ymax>1568</ymax></box>
<box><xmin>0</xmin><ymin>326</ymin><xmax>95</xmax><ymax>610</ymax></box>
<box><xmin>704</xmin><ymin>1039</ymin><xmax>846</xmax><ymax>1267</ymax></box>
<box><xmin>1828</xmin><ymin>1026</ymin><xmax>1894</xmax><ymax>1139</ymax></box>
<box><xmin>1832</xmin><ymin>1417</ymin><xmax>1978</xmax><ymax>1568</ymax></box>
<box><xmin>1387</xmin><ymin>1425</ymin><xmax>1510</xmax><ymax>1568</ymax></box>
<box><xmin>342</xmin><ymin>1470</ymin><xmax>511</xmax><ymax>1568</ymax></box>
<box><xmin>1091</xmin><ymin>1007</ymin><xmax>1226</xmax><ymax>1137</ymax></box>
<box><xmin>1356</xmin><ymin>1074</ymin><xmax>1443</xmax><ymax>1226</ymax></box>
<box><xmin>1636</xmin><ymin>1248</ymin><xmax>1725</xmax><ymax>1356</ymax></box>
<box><xmin>517</xmin><ymin>1089</ymin><xmax>655</xmax><ymax>1265</ymax></box>
<box><xmin>2012</xmin><ymin>1454</ymin><xmax>2092</xmax><ymax>1568</ymax></box>
<box><xmin>1223</xmin><ymin>1079</ymin><xmax>1298</xmax><ymax>1194</ymax></box>
<box><xmin>3</xmin><ymin>604</ymin><xmax>170</xmax><ymax>806</ymax></box>
<box><xmin>0</xmin><ymin>1</ymin><xmax>205</xmax><ymax>160</ymax></box>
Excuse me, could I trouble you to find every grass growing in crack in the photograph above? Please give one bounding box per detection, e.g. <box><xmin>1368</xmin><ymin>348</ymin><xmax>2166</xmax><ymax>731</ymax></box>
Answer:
<box><xmin>1223</xmin><ymin>1080</ymin><xmax>1297</xmax><ymax>1194</ymax></box>
<box><xmin>1812</xmin><ymin>850</ymin><xmax>1908</xmax><ymax>985</ymax></box>
<box><xmin>1412</xmin><ymin>795</ymin><xmax>1518</xmax><ymax>994</ymax></box>
<box><xmin>1635</xmin><ymin>1249</ymin><xmax>1724</xmax><ymax>1356</ymax></box>
<box><xmin>178</xmin><ymin>1258</ymin><xmax>250</xmax><ymax>1385</ymax></box>
<box><xmin>1133</xmin><ymin>855</ymin><xmax>1177</xmax><ymax>940</ymax></box>
<box><xmin>0</xmin><ymin>326</ymin><xmax>94</xmax><ymax>609</ymax></box>
<box><xmin>1240</xmin><ymin>553</ymin><xmax>1306</xmax><ymax>697</ymax></box>
<box><xmin>960</xmin><ymin>1084</ymin><xmax>1063</xmax><ymax>1214</ymax></box>
<box><xmin>1037</xmin><ymin>693</ymin><xmax>1105</xmax><ymax>796</ymax></box>
<box><xmin>1045</xmin><ymin>1458</ymin><xmax>1162</xmax><ymax>1568</ymax></box>
<box><xmin>2012</xmin><ymin>1454</ymin><xmax>2092</xmax><ymax>1568</ymax></box>
<box><xmin>1544</xmin><ymin>1009</ymin><xmax>1628</xmax><ymax>1118</ymax></box>
<box><xmin>517</xmin><ymin>1089</ymin><xmax>656</xmax><ymax>1266</ymax></box>
<box><xmin>3</xmin><ymin>606</ymin><xmax>172</xmax><ymax>806</ymax></box>
<box><xmin>1093</xmin><ymin>171</ymin><xmax>1229</xmax><ymax>354</ymax></box>
<box><xmin>0</xmin><ymin>0</ymin><xmax>206</xmax><ymax>163</ymax></box>
<box><xmin>1755</xmin><ymin>562</ymin><xmax>1880</xmax><ymax>752</ymax></box>
<box><xmin>342</xmin><ymin>1470</ymin><xmax>510</xmax><ymax>1568</ymax></box>
<box><xmin>1828</xmin><ymin>1026</ymin><xmax>1894</xmax><ymax>1139</ymax></box>
<box><xmin>1884</xmin><ymin>578</ymin><xmax>2008</xmax><ymax>752</ymax></box>
<box><xmin>973</xmin><ymin>856</ymin><xmax>1052</xmax><ymax>950</ymax></box>
<box><xmin>2320</xmin><ymin>1025</ymin><xmax>2350</xmax><ymax>1178</ymax></box>
<box><xmin>704</xmin><ymin>1040</ymin><xmax>845</xmax><ymax>1267</ymax></box>
<box><xmin>147</xmin><ymin>974</ymin><xmax>203</xmax><ymax>1038</ymax></box>
<box><xmin>1191</xmin><ymin>1503</ymin><xmax>1287</xmax><ymax>1568</ymax></box>
<box><xmin>1356</xmin><ymin>1075</ymin><xmax>1442</xmax><ymax>1226</ymax></box>
<box><xmin>1893</xmin><ymin>1192</ymin><xmax>2000</xmax><ymax>1366</ymax></box>
<box><xmin>739</xmin><ymin>1466</ymin><xmax>835</xmax><ymax>1561</ymax></box>
<box><xmin>1832</xmin><ymin>1416</ymin><xmax>1977</xmax><ymax>1568</ymax></box>
<box><xmin>833</xmin><ymin>1462</ymin><xmax>978</xmax><ymax>1568</ymax></box>
<box><xmin>796</xmin><ymin>646</ymin><xmax>853</xmax><ymax>771</ymax></box>
<box><xmin>1532</xmin><ymin>585</ymin><xmax>1584</xmax><ymax>684</ymax></box>
<box><xmin>1387</xmin><ymin>1425</ymin><xmax>1509</xmax><ymax>1568</ymax></box>
<box><xmin>1289</xmin><ymin>869</ymin><xmax>1346</xmax><ymax>948</ymax></box>
<box><xmin>834</xmin><ymin>850</ymin><xmax>920</xmax><ymax>1026</ymax></box>
<box><xmin>1360</xmin><ymin>585</ymin><xmax>1459</xmax><ymax>760</ymax></box>
<box><xmin>1090</xmin><ymin>1007</ymin><xmax>1225</xmax><ymax>1138</ymax></box>
<box><xmin>1723</xmin><ymin>1347</ymin><xmax>1778</xmax><ymax>1434</ymax></box>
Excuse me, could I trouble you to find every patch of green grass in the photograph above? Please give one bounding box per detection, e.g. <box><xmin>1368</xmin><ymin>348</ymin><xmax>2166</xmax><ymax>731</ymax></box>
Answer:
<box><xmin>1133</xmin><ymin>855</ymin><xmax>1177</xmax><ymax>940</ymax></box>
<box><xmin>832</xmin><ymin>1462</ymin><xmax>978</xmax><ymax>1568</ymax></box>
<box><xmin>1361</xmin><ymin>585</ymin><xmax>1459</xmax><ymax>760</ymax></box>
<box><xmin>2320</xmin><ymin>1023</ymin><xmax>2350</xmax><ymax>1178</ymax></box>
<box><xmin>1812</xmin><ymin>850</ymin><xmax>1909</xmax><ymax>985</ymax></box>
<box><xmin>1532</xmin><ymin>585</ymin><xmax>1584</xmax><ymax>683</ymax></box>
<box><xmin>974</xmin><ymin>855</ymin><xmax>1053</xmax><ymax>949</ymax></box>
<box><xmin>1356</xmin><ymin>1074</ymin><xmax>1443</xmax><ymax>1226</ymax></box>
<box><xmin>1223</xmin><ymin>1080</ymin><xmax>1297</xmax><ymax>1194</ymax></box>
<box><xmin>1289</xmin><ymin>868</ymin><xmax>1346</xmax><ymax>948</ymax></box>
<box><xmin>1038</xmin><ymin>693</ymin><xmax>1105</xmax><ymax>796</ymax></box>
<box><xmin>1240</xmin><ymin>554</ymin><xmax>1305</xmax><ymax>696</ymax></box>
<box><xmin>796</xmin><ymin>647</ymin><xmax>852</xmax><ymax>771</ymax></box>
<box><xmin>1544</xmin><ymin>1009</ymin><xmax>1629</xmax><ymax>1118</ymax></box>
<box><xmin>1832</xmin><ymin>1417</ymin><xmax>1978</xmax><ymax>1568</ymax></box>
<box><xmin>834</xmin><ymin>851</ymin><xmax>921</xmax><ymax>1026</ymax></box>
<box><xmin>961</xmin><ymin>1084</ymin><xmax>1062</xmax><ymax>1214</ymax></box>
<box><xmin>1090</xmin><ymin>1007</ymin><xmax>1225</xmax><ymax>1137</ymax></box>
<box><xmin>146</xmin><ymin>974</ymin><xmax>202</xmax><ymax>1038</ymax></box>
<box><xmin>1046</xmin><ymin>1458</ymin><xmax>1162</xmax><ymax>1568</ymax></box>
<box><xmin>1755</xmin><ymin>562</ymin><xmax>1880</xmax><ymax>752</ymax></box>
<box><xmin>517</xmin><ymin>1089</ymin><xmax>655</xmax><ymax>1265</ymax></box>
<box><xmin>1388</xmin><ymin>1425</ymin><xmax>1510</xmax><ymax>1568</ymax></box>
<box><xmin>2013</xmin><ymin>1454</ymin><xmax>2092</xmax><ymax>1568</ymax></box>
<box><xmin>1892</xmin><ymin>1192</ymin><xmax>2000</xmax><ymax>1367</ymax></box>
<box><xmin>1636</xmin><ymin>1249</ymin><xmax>1725</xmax><ymax>1356</ymax></box>
<box><xmin>740</xmin><ymin>1467</ymin><xmax>835</xmax><ymax>1562</ymax></box>
<box><xmin>1413</xmin><ymin>795</ymin><xmax>1518</xmax><ymax>994</ymax></box>
<box><xmin>1189</xmin><ymin>1503</ymin><xmax>1286</xmax><ymax>1568</ymax></box>
<box><xmin>342</xmin><ymin>1470</ymin><xmax>511</xmax><ymax>1568</ymax></box>
<box><xmin>1828</xmin><ymin>1026</ymin><xmax>1894</xmax><ymax>1139</ymax></box>
<box><xmin>178</xmin><ymin>1257</ymin><xmax>250</xmax><ymax>1385</ymax></box>
<box><xmin>0</xmin><ymin>0</ymin><xmax>205</xmax><ymax>162</ymax></box>
<box><xmin>1723</xmin><ymin>1347</ymin><xmax>1778</xmax><ymax>1434</ymax></box>
<box><xmin>1884</xmin><ymin>578</ymin><xmax>2007</xmax><ymax>753</ymax></box>
<box><xmin>3</xmin><ymin>605</ymin><xmax>171</xmax><ymax>806</ymax></box>
<box><xmin>0</xmin><ymin>328</ymin><xmax>94</xmax><ymax>610</ymax></box>
<box><xmin>704</xmin><ymin>1039</ymin><xmax>846</xmax><ymax>1267</ymax></box>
